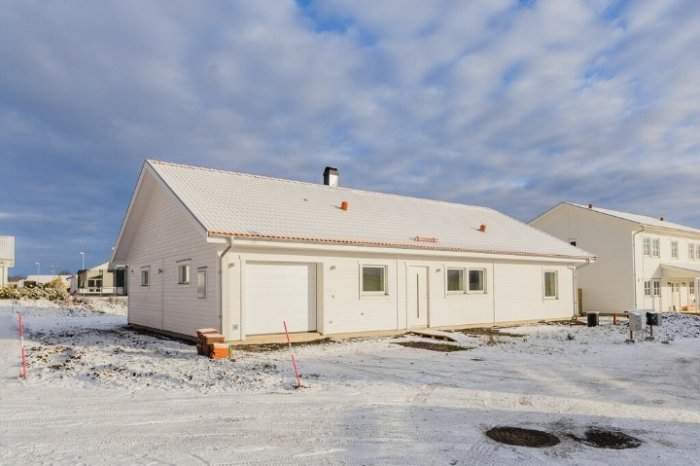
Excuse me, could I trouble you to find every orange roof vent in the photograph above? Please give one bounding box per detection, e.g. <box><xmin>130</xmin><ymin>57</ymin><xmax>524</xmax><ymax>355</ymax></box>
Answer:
<box><xmin>479</xmin><ymin>224</ymin><xmax>487</xmax><ymax>233</ymax></box>
<box><xmin>340</xmin><ymin>201</ymin><xmax>349</xmax><ymax>211</ymax></box>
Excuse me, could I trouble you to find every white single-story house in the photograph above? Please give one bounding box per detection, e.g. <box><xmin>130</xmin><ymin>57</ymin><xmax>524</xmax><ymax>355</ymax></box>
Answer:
<box><xmin>0</xmin><ymin>236</ymin><xmax>15</xmax><ymax>286</ymax></box>
<box><xmin>111</xmin><ymin>160</ymin><xmax>595</xmax><ymax>341</ymax></box>
<box><xmin>23</xmin><ymin>275</ymin><xmax>72</xmax><ymax>288</ymax></box>
<box><xmin>531</xmin><ymin>202</ymin><xmax>700</xmax><ymax>314</ymax></box>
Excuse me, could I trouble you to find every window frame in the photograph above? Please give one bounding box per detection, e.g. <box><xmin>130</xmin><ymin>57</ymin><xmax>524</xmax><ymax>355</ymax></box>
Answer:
<box><xmin>361</xmin><ymin>265</ymin><xmax>388</xmax><ymax>296</ymax></box>
<box><xmin>652</xmin><ymin>238</ymin><xmax>660</xmax><ymax>257</ymax></box>
<box><xmin>543</xmin><ymin>270</ymin><xmax>558</xmax><ymax>300</ymax></box>
<box><xmin>671</xmin><ymin>241</ymin><xmax>679</xmax><ymax>259</ymax></box>
<box><xmin>140</xmin><ymin>267</ymin><xmax>150</xmax><ymax>287</ymax></box>
<box><xmin>643</xmin><ymin>237</ymin><xmax>651</xmax><ymax>256</ymax></box>
<box><xmin>177</xmin><ymin>262</ymin><xmax>190</xmax><ymax>285</ymax></box>
<box><xmin>690</xmin><ymin>281</ymin><xmax>696</xmax><ymax>296</ymax></box>
<box><xmin>197</xmin><ymin>267</ymin><xmax>207</xmax><ymax>299</ymax></box>
<box><xmin>644</xmin><ymin>280</ymin><xmax>652</xmax><ymax>297</ymax></box>
<box><xmin>690</xmin><ymin>243</ymin><xmax>697</xmax><ymax>261</ymax></box>
<box><xmin>653</xmin><ymin>280</ymin><xmax>661</xmax><ymax>296</ymax></box>
<box><xmin>467</xmin><ymin>268</ymin><xmax>486</xmax><ymax>294</ymax></box>
<box><xmin>446</xmin><ymin>268</ymin><xmax>465</xmax><ymax>293</ymax></box>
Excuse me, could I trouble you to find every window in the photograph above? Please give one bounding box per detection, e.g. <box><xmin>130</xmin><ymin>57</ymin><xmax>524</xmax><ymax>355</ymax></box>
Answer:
<box><xmin>690</xmin><ymin>281</ymin><xmax>696</xmax><ymax>296</ymax></box>
<box><xmin>671</xmin><ymin>241</ymin><xmax>678</xmax><ymax>259</ymax></box>
<box><xmin>690</xmin><ymin>244</ymin><xmax>697</xmax><ymax>261</ymax></box>
<box><xmin>178</xmin><ymin>263</ymin><xmax>190</xmax><ymax>284</ymax></box>
<box><xmin>446</xmin><ymin>268</ymin><xmax>464</xmax><ymax>292</ymax></box>
<box><xmin>544</xmin><ymin>271</ymin><xmax>558</xmax><ymax>299</ymax></box>
<box><xmin>644</xmin><ymin>280</ymin><xmax>651</xmax><ymax>297</ymax></box>
<box><xmin>643</xmin><ymin>238</ymin><xmax>651</xmax><ymax>256</ymax></box>
<box><xmin>653</xmin><ymin>280</ymin><xmax>660</xmax><ymax>296</ymax></box>
<box><xmin>362</xmin><ymin>266</ymin><xmax>386</xmax><ymax>294</ymax></box>
<box><xmin>652</xmin><ymin>238</ymin><xmax>660</xmax><ymax>257</ymax></box>
<box><xmin>140</xmin><ymin>268</ymin><xmax>150</xmax><ymax>287</ymax></box>
<box><xmin>468</xmin><ymin>269</ymin><xmax>485</xmax><ymax>293</ymax></box>
<box><xmin>197</xmin><ymin>268</ymin><xmax>207</xmax><ymax>299</ymax></box>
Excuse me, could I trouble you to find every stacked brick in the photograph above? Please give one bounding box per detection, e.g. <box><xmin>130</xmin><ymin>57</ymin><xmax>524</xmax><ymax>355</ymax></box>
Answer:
<box><xmin>196</xmin><ymin>328</ymin><xmax>229</xmax><ymax>359</ymax></box>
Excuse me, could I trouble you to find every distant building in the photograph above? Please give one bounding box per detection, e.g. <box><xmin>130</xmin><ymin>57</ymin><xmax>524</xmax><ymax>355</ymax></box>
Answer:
<box><xmin>24</xmin><ymin>275</ymin><xmax>72</xmax><ymax>288</ymax></box>
<box><xmin>73</xmin><ymin>262</ymin><xmax>127</xmax><ymax>295</ymax></box>
<box><xmin>532</xmin><ymin>202</ymin><xmax>700</xmax><ymax>313</ymax></box>
<box><xmin>0</xmin><ymin>236</ymin><xmax>15</xmax><ymax>286</ymax></box>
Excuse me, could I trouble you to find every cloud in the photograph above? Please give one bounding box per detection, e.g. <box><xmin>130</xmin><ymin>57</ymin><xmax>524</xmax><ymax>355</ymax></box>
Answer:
<box><xmin>1</xmin><ymin>0</ymin><xmax>699</xmax><ymax>273</ymax></box>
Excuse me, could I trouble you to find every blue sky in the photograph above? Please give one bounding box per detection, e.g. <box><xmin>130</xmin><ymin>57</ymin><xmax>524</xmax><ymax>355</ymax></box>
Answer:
<box><xmin>1</xmin><ymin>0</ymin><xmax>699</xmax><ymax>275</ymax></box>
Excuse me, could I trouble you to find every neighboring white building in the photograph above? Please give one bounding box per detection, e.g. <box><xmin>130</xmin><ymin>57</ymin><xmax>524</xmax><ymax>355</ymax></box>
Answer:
<box><xmin>0</xmin><ymin>236</ymin><xmax>15</xmax><ymax>286</ymax></box>
<box><xmin>111</xmin><ymin>160</ymin><xmax>594</xmax><ymax>341</ymax></box>
<box><xmin>24</xmin><ymin>275</ymin><xmax>72</xmax><ymax>288</ymax></box>
<box><xmin>531</xmin><ymin>202</ymin><xmax>700</xmax><ymax>314</ymax></box>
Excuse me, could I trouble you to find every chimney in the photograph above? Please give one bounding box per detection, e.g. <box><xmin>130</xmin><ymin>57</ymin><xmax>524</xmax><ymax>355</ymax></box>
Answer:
<box><xmin>479</xmin><ymin>224</ymin><xmax>487</xmax><ymax>233</ymax></box>
<box><xmin>323</xmin><ymin>167</ymin><xmax>339</xmax><ymax>187</ymax></box>
<box><xmin>588</xmin><ymin>203</ymin><xmax>593</xmax><ymax>209</ymax></box>
<box><xmin>660</xmin><ymin>217</ymin><xmax>664</xmax><ymax>222</ymax></box>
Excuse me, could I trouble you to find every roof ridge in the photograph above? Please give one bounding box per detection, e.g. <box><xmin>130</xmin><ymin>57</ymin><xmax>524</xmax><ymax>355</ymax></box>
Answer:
<box><xmin>147</xmin><ymin>159</ymin><xmax>495</xmax><ymax>212</ymax></box>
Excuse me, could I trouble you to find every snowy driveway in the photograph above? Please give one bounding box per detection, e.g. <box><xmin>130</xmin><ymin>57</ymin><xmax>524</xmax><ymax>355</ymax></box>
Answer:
<box><xmin>1</xmin><ymin>301</ymin><xmax>700</xmax><ymax>465</ymax></box>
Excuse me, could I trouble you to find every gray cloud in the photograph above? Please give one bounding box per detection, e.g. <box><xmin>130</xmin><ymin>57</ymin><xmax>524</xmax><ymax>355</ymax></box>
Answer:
<box><xmin>1</xmin><ymin>0</ymin><xmax>699</xmax><ymax>273</ymax></box>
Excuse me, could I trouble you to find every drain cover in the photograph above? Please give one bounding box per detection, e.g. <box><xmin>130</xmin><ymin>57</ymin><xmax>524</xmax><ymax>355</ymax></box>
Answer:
<box><xmin>583</xmin><ymin>428</ymin><xmax>642</xmax><ymax>449</ymax></box>
<box><xmin>485</xmin><ymin>426</ymin><xmax>560</xmax><ymax>448</ymax></box>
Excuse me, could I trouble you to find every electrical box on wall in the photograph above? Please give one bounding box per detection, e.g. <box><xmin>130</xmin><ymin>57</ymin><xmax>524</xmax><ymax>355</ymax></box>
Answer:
<box><xmin>232</xmin><ymin>324</ymin><xmax>239</xmax><ymax>330</ymax></box>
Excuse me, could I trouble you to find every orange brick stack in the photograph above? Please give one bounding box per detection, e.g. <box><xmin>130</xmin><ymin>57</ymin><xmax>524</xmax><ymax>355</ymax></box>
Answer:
<box><xmin>196</xmin><ymin>328</ymin><xmax>222</xmax><ymax>357</ymax></box>
<box><xmin>209</xmin><ymin>343</ymin><xmax>230</xmax><ymax>359</ymax></box>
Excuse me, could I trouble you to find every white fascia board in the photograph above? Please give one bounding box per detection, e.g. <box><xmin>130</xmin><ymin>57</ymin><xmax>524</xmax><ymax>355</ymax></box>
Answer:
<box><xmin>110</xmin><ymin>161</ymin><xmax>149</xmax><ymax>264</ymax></box>
<box><xmin>210</xmin><ymin>237</ymin><xmax>593</xmax><ymax>264</ymax></box>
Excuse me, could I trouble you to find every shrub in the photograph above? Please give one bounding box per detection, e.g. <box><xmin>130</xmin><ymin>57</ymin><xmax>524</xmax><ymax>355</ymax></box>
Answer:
<box><xmin>0</xmin><ymin>283</ymin><xmax>69</xmax><ymax>302</ymax></box>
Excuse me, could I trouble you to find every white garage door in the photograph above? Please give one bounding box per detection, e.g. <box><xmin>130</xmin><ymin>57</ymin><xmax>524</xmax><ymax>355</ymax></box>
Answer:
<box><xmin>245</xmin><ymin>262</ymin><xmax>317</xmax><ymax>335</ymax></box>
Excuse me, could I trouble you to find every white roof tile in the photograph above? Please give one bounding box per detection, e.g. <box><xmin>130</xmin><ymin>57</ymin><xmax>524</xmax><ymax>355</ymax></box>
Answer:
<box><xmin>147</xmin><ymin>160</ymin><xmax>593</xmax><ymax>260</ymax></box>
<box><xmin>570</xmin><ymin>203</ymin><xmax>700</xmax><ymax>235</ymax></box>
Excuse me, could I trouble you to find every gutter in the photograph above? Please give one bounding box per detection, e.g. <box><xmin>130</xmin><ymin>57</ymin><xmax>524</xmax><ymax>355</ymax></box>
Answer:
<box><xmin>218</xmin><ymin>237</ymin><xmax>234</xmax><ymax>336</ymax></box>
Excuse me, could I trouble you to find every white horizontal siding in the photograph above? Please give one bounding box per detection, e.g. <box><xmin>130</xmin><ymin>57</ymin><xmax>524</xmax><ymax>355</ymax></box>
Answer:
<box><xmin>126</xmin><ymin>172</ymin><xmax>222</xmax><ymax>337</ymax></box>
<box><xmin>222</xmin><ymin>246</ymin><xmax>578</xmax><ymax>341</ymax></box>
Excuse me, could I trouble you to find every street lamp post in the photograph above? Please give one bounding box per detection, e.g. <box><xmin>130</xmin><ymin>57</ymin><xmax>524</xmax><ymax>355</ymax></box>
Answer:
<box><xmin>35</xmin><ymin>262</ymin><xmax>40</xmax><ymax>275</ymax></box>
<box><xmin>80</xmin><ymin>252</ymin><xmax>85</xmax><ymax>270</ymax></box>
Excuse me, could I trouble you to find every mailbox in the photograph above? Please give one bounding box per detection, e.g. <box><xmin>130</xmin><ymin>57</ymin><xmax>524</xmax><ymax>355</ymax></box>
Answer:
<box><xmin>646</xmin><ymin>311</ymin><xmax>661</xmax><ymax>326</ymax></box>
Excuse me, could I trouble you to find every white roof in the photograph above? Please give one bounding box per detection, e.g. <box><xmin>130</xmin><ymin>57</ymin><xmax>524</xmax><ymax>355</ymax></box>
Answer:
<box><xmin>133</xmin><ymin>160</ymin><xmax>592</xmax><ymax>261</ymax></box>
<box><xmin>0</xmin><ymin>236</ymin><xmax>14</xmax><ymax>261</ymax></box>
<box><xmin>569</xmin><ymin>203</ymin><xmax>700</xmax><ymax>235</ymax></box>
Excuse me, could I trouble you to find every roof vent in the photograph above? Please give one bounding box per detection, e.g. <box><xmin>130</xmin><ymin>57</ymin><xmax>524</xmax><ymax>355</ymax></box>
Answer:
<box><xmin>340</xmin><ymin>201</ymin><xmax>349</xmax><ymax>211</ymax></box>
<box><xmin>588</xmin><ymin>203</ymin><xmax>593</xmax><ymax>209</ymax></box>
<box><xmin>323</xmin><ymin>167</ymin><xmax>339</xmax><ymax>187</ymax></box>
<box><xmin>479</xmin><ymin>224</ymin><xmax>487</xmax><ymax>233</ymax></box>
<box><xmin>413</xmin><ymin>236</ymin><xmax>438</xmax><ymax>243</ymax></box>
<box><xmin>660</xmin><ymin>217</ymin><xmax>664</xmax><ymax>222</ymax></box>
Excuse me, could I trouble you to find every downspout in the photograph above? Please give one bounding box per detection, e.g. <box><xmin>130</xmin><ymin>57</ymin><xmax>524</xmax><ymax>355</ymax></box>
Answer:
<box><xmin>571</xmin><ymin>259</ymin><xmax>593</xmax><ymax>317</ymax></box>
<box><xmin>219</xmin><ymin>237</ymin><xmax>234</xmax><ymax>337</ymax></box>
<box><xmin>631</xmin><ymin>225</ymin><xmax>646</xmax><ymax>310</ymax></box>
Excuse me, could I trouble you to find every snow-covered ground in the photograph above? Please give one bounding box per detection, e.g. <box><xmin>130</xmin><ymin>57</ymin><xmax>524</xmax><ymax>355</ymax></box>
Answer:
<box><xmin>1</xmin><ymin>299</ymin><xmax>699</xmax><ymax>465</ymax></box>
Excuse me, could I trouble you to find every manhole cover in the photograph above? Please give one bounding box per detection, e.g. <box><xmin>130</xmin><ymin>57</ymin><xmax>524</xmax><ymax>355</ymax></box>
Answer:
<box><xmin>583</xmin><ymin>428</ymin><xmax>642</xmax><ymax>449</ymax></box>
<box><xmin>485</xmin><ymin>426</ymin><xmax>560</xmax><ymax>448</ymax></box>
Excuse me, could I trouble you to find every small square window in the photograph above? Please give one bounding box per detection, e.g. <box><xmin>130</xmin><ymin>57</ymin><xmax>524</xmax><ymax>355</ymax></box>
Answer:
<box><xmin>544</xmin><ymin>271</ymin><xmax>558</xmax><ymax>299</ymax></box>
<box><xmin>140</xmin><ymin>269</ymin><xmax>150</xmax><ymax>287</ymax></box>
<box><xmin>362</xmin><ymin>266</ymin><xmax>386</xmax><ymax>294</ymax></box>
<box><xmin>447</xmin><ymin>268</ymin><xmax>464</xmax><ymax>292</ymax></box>
<box><xmin>178</xmin><ymin>263</ymin><xmax>190</xmax><ymax>284</ymax></box>
<box><xmin>197</xmin><ymin>268</ymin><xmax>206</xmax><ymax>299</ymax></box>
<box><xmin>468</xmin><ymin>269</ymin><xmax>485</xmax><ymax>293</ymax></box>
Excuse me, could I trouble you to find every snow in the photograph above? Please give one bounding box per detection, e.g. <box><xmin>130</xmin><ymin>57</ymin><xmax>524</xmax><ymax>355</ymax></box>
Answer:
<box><xmin>1</xmin><ymin>299</ymin><xmax>700</xmax><ymax>465</ymax></box>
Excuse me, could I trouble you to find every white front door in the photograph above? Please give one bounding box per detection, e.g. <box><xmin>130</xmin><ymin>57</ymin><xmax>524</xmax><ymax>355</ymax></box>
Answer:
<box><xmin>672</xmin><ymin>282</ymin><xmax>682</xmax><ymax>312</ymax></box>
<box><xmin>245</xmin><ymin>262</ymin><xmax>317</xmax><ymax>335</ymax></box>
<box><xmin>407</xmin><ymin>266</ymin><xmax>429</xmax><ymax>328</ymax></box>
